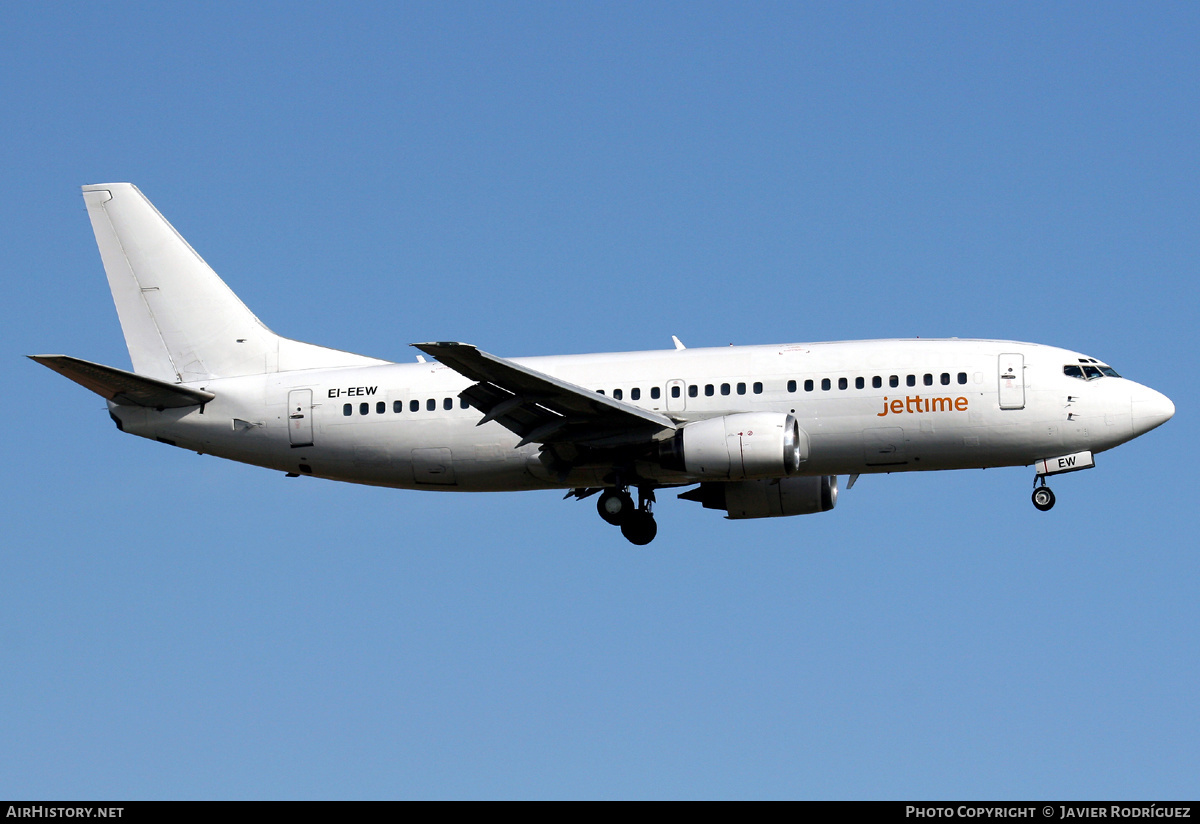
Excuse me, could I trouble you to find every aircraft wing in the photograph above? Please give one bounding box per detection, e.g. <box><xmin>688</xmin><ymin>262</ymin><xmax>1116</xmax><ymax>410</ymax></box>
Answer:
<box><xmin>411</xmin><ymin>342</ymin><xmax>676</xmax><ymax>447</ymax></box>
<box><xmin>29</xmin><ymin>355</ymin><xmax>215</xmax><ymax>408</ymax></box>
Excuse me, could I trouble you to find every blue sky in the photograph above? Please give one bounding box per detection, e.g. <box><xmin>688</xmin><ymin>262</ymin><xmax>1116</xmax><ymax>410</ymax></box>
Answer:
<box><xmin>2</xmin><ymin>2</ymin><xmax>1196</xmax><ymax>799</ymax></box>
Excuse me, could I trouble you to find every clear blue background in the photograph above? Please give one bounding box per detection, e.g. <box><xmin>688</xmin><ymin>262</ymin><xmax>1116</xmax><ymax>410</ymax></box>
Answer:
<box><xmin>2</xmin><ymin>2</ymin><xmax>1196</xmax><ymax>799</ymax></box>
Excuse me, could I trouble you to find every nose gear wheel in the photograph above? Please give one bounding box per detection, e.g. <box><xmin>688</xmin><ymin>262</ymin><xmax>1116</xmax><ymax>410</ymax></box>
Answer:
<box><xmin>1031</xmin><ymin>476</ymin><xmax>1055</xmax><ymax>511</ymax></box>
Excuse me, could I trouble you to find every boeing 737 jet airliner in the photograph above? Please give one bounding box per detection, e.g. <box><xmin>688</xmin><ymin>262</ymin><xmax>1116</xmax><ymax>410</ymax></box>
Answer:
<box><xmin>32</xmin><ymin>184</ymin><xmax>1175</xmax><ymax>544</ymax></box>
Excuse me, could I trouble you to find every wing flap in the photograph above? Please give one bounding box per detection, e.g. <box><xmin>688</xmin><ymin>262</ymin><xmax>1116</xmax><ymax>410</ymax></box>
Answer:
<box><xmin>412</xmin><ymin>342</ymin><xmax>675</xmax><ymax>447</ymax></box>
<box><xmin>29</xmin><ymin>355</ymin><xmax>215</xmax><ymax>408</ymax></box>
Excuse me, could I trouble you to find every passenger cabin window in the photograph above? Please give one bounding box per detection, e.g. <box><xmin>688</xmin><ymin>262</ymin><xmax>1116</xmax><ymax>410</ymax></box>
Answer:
<box><xmin>958</xmin><ymin>372</ymin><xmax>967</xmax><ymax>384</ymax></box>
<box><xmin>737</xmin><ymin>382</ymin><xmax>747</xmax><ymax>395</ymax></box>
<box><xmin>890</xmin><ymin>375</ymin><xmax>899</xmax><ymax>388</ymax></box>
<box><xmin>838</xmin><ymin>377</ymin><xmax>848</xmax><ymax>390</ymax></box>
<box><xmin>410</xmin><ymin>400</ymin><xmax>419</xmax><ymax>412</ymax></box>
<box><xmin>631</xmin><ymin>388</ymin><xmax>641</xmax><ymax>400</ymax></box>
<box><xmin>855</xmin><ymin>377</ymin><xmax>864</xmax><ymax>389</ymax></box>
<box><xmin>873</xmin><ymin>376</ymin><xmax>882</xmax><ymax>388</ymax></box>
<box><xmin>613</xmin><ymin>389</ymin><xmax>623</xmax><ymax>400</ymax></box>
<box><xmin>704</xmin><ymin>384</ymin><xmax>714</xmax><ymax>396</ymax></box>
<box><xmin>821</xmin><ymin>378</ymin><xmax>831</xmax><ymax>391</ymax></box>
<box><xmin>426</xmin><ymin>399</ymin><xmax>435</xmax><ymax>411</ymax></box>
<box><xmin>651</xmin><ymin>387</ymin><xmax>661</xmax><ymax>400</ymax></box>
<box><xmin>461</xmin><ymin>398</ymin><xmax>470</xmax><ymax>409</ymax></box>
<box><xmin>343</xmin><ymin>403</ymin><xmax>352</xmax><ymax>416</ymax></box>
<box><xmin>377</xmin><ymin>401</ymin><xmax>386</xmax><ymax>414</ymax></box>
<box><xmin>360</xmin><ymin>402</ymin><xmax>369</xmax><ymax>415</ymax></box>
<box><xmin>393</xmin><ymin>400</ymin><xmax>403</xmax><ymax>413</ymax></box>
<box><xmin>804</xmin><ymin>379</ymin><xmax>814</xmax><ymax>392</ymax></box>
<box><xmin>907</xmin><ymin>375</ymin><xmax>916</xmax><ymax>387</ymax></box>
<box><xmin>443</xmin><ymin>397</ymin><xmax>453</xmax><ymax>410</ymax></box>
<box><xmin>688</xmin><ymin>385</ymin><xmax>698</xmax><ymax>398</ymax></box>
<box><xmin>923</xmin><ymin>373</ymin><xmax>933</xmax><ymax>386</ymax></box>
<box><xmin>940</xmin><ymin>373</ymin><xmax>950</xmax><ymax>385</ymax></box>
<box><xmin>787</xmin><ymin>380</ymin><xmax>796</xmax><ymax>393</ymax></box>
<box><xmin>671</xmin><ymin>386</ymin><xmax>681</xmax><ymax>398</ymax></box>
<box><xmin>753</xmin><ymin>382</ymin><xmax>763</xmax><ymax>394</ymax></box>
<box><xmin>722</xmin><ymin>383</ymin><xmax>731</xmax><ymax>395</ymax></box>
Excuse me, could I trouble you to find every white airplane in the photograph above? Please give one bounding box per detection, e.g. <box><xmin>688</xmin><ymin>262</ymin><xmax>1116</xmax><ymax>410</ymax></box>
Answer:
<box><xmin>32</xmin><ymin>183</ymin><xmax>1175</xmax><ymax>544</ymax></box>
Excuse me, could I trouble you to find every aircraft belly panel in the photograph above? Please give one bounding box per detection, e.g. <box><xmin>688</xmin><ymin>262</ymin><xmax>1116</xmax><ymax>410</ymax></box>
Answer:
<box><xmin>863</xmin><ymin>427</ymin><xmax>907</xmax><ymax>467</ymax></box>
<box><xmin>411</xmin><ymin>447</ymin><xmax>456</xmax><ymax>485</ymax></box>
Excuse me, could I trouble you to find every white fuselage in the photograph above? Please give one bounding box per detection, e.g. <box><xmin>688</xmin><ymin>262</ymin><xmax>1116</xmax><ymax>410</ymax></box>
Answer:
<box><xmin>108</xmin><ymin>338</ymin><xmax>1172</xmax><ymax>492</ymax></box>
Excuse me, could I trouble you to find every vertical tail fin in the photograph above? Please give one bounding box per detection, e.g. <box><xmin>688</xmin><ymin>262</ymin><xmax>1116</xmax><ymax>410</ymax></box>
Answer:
<box><xmin>82</xmin><ymin>183</ymin><xmax>386</xmax><ymax>382</ymax></box>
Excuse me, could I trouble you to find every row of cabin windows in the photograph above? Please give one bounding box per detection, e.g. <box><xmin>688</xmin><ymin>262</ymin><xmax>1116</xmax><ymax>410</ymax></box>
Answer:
<box><xmin>804</xmin><ymin>372</ymin><xmax>968</xmax><ymax>392</ymax></box>
<box><xmin>602</xmin><ymin>387</ymin><xmax>650</xmax><ymax>400</ymax></box>
<box><xmin>692</xmin><ymin>382</ymin><xmax>762</xmax><ymax>397</ymax></box>
<box><xmin>597</xmin><ymin>372</ymin><xmax>968</xmax><ymax>401</ymax></box>
<box><xmin>600</xmin><ymin>382</ymin><xmax>766</xmax><ymax>401</ymax></box>
<box><xmin>343</xmin><ymin>397</ymin><xmax>471</xmax><ymax>416</ymax></box>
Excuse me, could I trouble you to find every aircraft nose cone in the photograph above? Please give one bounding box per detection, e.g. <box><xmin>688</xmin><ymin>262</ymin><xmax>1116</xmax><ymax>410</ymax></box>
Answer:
<box><xmin>1131</xmin><ymin>386</ymin><xmax>1174</xmax><ymax>437</ymax></box>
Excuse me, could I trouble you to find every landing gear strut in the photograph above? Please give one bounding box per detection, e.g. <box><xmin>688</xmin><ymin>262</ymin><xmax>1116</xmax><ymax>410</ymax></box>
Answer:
<box><xmin>1032</xmin><ymin>476</ymin><xmax>1056</xmax><ymax>511</ymax></box>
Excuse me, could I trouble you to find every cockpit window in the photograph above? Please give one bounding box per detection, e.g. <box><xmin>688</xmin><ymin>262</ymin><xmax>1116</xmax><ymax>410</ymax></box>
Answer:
<box><xmin>1065</xmin><ymin>363</ymin><xmax>1121</xmax><ymax>380</ymax></box>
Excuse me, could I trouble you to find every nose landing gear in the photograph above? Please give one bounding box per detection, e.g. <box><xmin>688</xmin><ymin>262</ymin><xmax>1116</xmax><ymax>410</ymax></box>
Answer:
<box><xmin>1032</xmin><ymin>477</ymin><xmax>1056</xmax><ymax>511</ymax></box>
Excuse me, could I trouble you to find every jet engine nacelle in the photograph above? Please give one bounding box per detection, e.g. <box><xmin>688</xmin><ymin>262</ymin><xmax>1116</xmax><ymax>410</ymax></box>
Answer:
<box><xmin>679</xmin><ymin>475</ymin><xmax>839</xmax><ymax>519</ymax></box>
<box><xmin>660</xmin><ymin>412</ymin><xmax>806</xmax><ymax>480</ymax></box>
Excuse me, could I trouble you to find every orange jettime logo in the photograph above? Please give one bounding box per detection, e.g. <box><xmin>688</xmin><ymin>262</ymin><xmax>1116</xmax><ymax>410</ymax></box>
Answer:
<box><xmin>877</xmin><ymin>395</ymin><xmax>969</xmax><ymax>417</ymax></box>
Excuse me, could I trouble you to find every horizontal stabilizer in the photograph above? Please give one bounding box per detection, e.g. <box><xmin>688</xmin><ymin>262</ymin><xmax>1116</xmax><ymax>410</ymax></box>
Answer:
<box><xmin>29</xmin><ymin>355</ymin><xmax>215</xmax><ymax>408</ymax></box>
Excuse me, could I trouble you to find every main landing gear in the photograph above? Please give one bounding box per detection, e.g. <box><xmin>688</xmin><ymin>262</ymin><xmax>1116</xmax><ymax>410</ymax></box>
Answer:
<box><xmin>595</xmin><ymin>486</ymin><xmax>658</xmax><ymax>545</ymax></box>
<box><xmin>596</xmin><ymin>488</ymin><xmax>633</xmax><ymax>526</ymax></box>
<box><xmin>1032</xmin><ymin>476</ymin><xmax>1056</xmax><ymax>511</ymax></box>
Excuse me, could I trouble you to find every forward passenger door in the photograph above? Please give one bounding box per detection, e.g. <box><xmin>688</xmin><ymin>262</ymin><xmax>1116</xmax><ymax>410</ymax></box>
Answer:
<box><xmin>998</xmin><ymin>354</ymin><xmax>1025</xmax><ymax>410</ymax></box>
